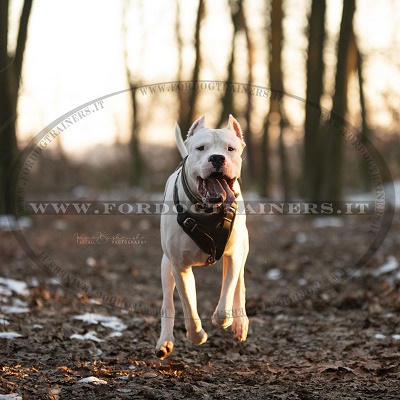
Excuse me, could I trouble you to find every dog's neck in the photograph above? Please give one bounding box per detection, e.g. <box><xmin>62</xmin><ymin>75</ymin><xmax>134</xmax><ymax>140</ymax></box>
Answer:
<box><xmin>181</xmin><ymin>157</ymin><xmax>203</xmax><ymax>205</ymax></box>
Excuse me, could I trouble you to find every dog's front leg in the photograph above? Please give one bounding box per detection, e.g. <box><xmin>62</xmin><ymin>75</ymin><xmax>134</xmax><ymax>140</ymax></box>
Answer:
<box><xmin>231</xmin><ymin>254</ymin><xmax>249</xmax><ymax>342</ymax></box>
<box><xmin>172</xmin><ymin>265</ymin><xmax>208</xmax><ymax>345</ymax></box>
<box><xmin>212</xmin><ymin>251</ymin><xmax>245</xmax><ymax>330</ymax></box>
<box><xmin>156</xmin><ymin>254</ymin><xmax>176</xmax><ymax>360</ymax></box>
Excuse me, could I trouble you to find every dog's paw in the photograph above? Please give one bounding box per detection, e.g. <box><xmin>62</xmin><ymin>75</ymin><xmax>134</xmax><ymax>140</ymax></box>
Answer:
<box><xmin>232</xmin><ymin>315</ymin><xmax>249</xmax><ymax>342</ymax></box>
<box><xmin>212</xmin><ymin>311</ymin><xmax>233</xmax><ymax>329</ymax></box>
<box><xmin>155</xmin><ymin>337</ymin><xmax>175</xmax><ymax>360</ymax></box>
<box><xmin>186</xmin><ymin>328</ymin><xmax>208</xmax><ymax>345</ymax></box>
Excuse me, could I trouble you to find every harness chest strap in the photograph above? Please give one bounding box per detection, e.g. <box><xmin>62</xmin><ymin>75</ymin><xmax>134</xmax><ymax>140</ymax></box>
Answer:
<box><xmin>173</xmin><ymin>167</ymin><xmax>237</xmax><ymax>266</ymax></box>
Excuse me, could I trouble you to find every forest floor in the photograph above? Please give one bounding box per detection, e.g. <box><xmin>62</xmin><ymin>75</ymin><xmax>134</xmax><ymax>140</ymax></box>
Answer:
<box><xmin>1</xmin><ymin>208</ymin><xmax>400</xmax><ymax>399</ymax></box>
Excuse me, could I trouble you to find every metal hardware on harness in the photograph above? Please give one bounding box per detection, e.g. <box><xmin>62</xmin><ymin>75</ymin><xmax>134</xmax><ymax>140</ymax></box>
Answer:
<box><xmin>183</xmin><ymin>217</ymin><xmax>198</xmax><ymax>232</ymax></box>
<box><xmin>205</xmin><ymin>256</ymin><xmax>216</xmax><ymax>266</ymax></box>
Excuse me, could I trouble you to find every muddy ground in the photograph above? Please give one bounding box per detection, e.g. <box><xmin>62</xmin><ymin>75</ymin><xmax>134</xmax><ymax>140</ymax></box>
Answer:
<box><xmin>1</xmin><ymin>209</ymin><xmax>400</xmax><ymax>399</ymax></box>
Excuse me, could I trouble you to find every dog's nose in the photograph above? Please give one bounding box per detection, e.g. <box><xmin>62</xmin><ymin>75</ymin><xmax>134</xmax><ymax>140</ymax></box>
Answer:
<box><xmin>208</xmin><ymin>154</ymin><xmax>225</xmax><ymax>171</ymax></box>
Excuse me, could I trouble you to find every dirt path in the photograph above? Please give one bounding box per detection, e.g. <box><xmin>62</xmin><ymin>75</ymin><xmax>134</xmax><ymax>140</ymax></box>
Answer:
<box><xmin>1</xmin><ymin>214</ymin><xmax>400</xmax><ymax>399</ymax></box>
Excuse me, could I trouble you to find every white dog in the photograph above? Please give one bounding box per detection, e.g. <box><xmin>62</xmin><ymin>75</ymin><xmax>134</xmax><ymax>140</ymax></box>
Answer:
<box><xmin>155</xmin><ymin>115</ymin><xmax>249</xmax><ymax>360</ymax></box>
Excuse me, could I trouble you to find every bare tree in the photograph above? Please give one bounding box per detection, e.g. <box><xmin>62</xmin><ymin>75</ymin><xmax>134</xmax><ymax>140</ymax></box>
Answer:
<box><xmin>242</xmin><ymin>4</ymin><xmax>256</xmax><ymax>181</ymax></box>
<box><xmin>0</xmin><ymin>0</ymin><xmax>33</xmax><ymax>215</ymax></box>
<box><xmin>122</xmin><ymin>0</ymin><xmax>143</xmax><ymax>186</ymax></box>
<box><xmin>261</xmin><ymin>0</ymin><xmax>287</xmax><ymax>198</ymax></box>
<box><xmin>303</xmin><ymin>0</ymin><xmax>326</xmax><ymax>199</ymax></box>
<box><xmin>320</xmin><ymin>0</ymin><xmax>356</xmax><ymax>200</ymax></box>
<box><xmin>216</xmin><ymin>0</ymin><xmax>244</xmax><ymax>128</ymax></box>
<box><xmin>355</xmin><ymin>37</ymin><xmax>372</xmax><ymax>191</ymax></box>
<box><xmin>181</xmin><ymin>0</ymin><xmax>205</xmax><ymax>137</ymax></box>
<box><xmin>175</xmin><ymin>0</ymin><xmax>189</xmax><ymax>139</ymax></box>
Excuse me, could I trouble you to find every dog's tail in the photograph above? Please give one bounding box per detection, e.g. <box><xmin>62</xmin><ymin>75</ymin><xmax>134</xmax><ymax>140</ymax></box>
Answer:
<box><xmin>175</xmin><ymin>122</ymin><xmax>188</xmax><ymax>158</ymax></box>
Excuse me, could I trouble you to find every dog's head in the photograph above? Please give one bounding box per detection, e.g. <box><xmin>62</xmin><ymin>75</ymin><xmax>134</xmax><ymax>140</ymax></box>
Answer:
<box><xmin>185</xmin><ymin>115</ymin><xmax>246</xmax><ymax>207</ymax></box>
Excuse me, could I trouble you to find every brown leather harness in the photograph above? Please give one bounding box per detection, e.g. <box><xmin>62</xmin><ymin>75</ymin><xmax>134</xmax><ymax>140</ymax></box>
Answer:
<box><xmin>173</xmin><ymin>157</ymin><xmax>237</xmax><ymax>266</ymax></box>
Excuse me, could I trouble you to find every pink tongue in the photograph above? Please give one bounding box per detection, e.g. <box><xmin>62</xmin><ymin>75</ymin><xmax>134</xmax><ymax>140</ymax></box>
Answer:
<box><xmin>203</xmin><ymin>177</ymin><xmax>235</xmax><ymax>207</ymax></box>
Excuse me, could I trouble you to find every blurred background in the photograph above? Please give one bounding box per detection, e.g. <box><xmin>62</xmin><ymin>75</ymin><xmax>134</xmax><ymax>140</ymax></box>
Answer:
<box><xmin>1</xmin><ymin>0</ymin><xmax>400</xmax><ymax>213</ymax></box>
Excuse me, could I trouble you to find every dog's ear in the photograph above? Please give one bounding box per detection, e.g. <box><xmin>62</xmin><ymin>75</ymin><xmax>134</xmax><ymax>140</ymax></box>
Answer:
<box><xmin>227</xmin><ymin>114</ymin><xmax>244</xmax><ymax>141</ymax></box>
<box><xmin>187</xmin><ymin>115</ymin><xmax>205</xmax><ymax>137</ymax></box>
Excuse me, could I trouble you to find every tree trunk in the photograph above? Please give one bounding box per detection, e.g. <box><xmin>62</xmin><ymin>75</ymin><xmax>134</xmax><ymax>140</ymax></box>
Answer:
<box><xmin>216</xmin><ymin>0</ymin><xmax>245</xmax><ymax>128</ymax></box>
<box><xmin>303</xmin><ymin>0</ymin><xmax>326</xmax><ymax>200</ymax></box>
<box><xmin>0</xmin><ymin>0</ymin><xmax>33</xmax><ymax>215</ymax></box>
<box><xmin>122</xmin><ymin>0</ymin><xmax>144</xmax><ymax>186</ymax></box>
<box><xmin>261</xmin><ymin>0</ymin><xmax>286</xmax><ymax>198</ymax></box>
<box><xmin>320</xmin><ymin>0</ymin><xmax>356</xmax><ymax>200</ymax></box>
<box><xmin>175</xmin><ymin>0</ymin><xmax>189</xmax><ymax>142</ymax></box>
<box><xmin>129</xmin><ymin>85</ymin><xmax>142</xmax><ymax>186</ymax></box>
<box><xmin>183</xmin><ymin>0</ymin><xmax>204</xmax><ymax>136</ymax></box>
<box><xmin>356</xmin><ymin>45</ymin><xmax>371</xmax><ymax>191</ymax></box>
<box><xmin>242</xmin><ymin>3</ymin><xmax>256</xmax><ymax>183</ymax></box>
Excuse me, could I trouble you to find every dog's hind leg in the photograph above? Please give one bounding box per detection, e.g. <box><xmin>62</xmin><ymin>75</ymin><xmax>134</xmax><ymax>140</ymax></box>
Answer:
<box><xmin>155</xmin><ymin>254</ymin><xmax>176</xmax><ymax>360</ymax></box>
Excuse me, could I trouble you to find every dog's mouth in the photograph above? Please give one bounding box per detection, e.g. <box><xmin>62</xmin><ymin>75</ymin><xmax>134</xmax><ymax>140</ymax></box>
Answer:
<box><xmin>196</xmin><ymin>173</ymin><xmax>236</xmax><ymax>207</ymax></box>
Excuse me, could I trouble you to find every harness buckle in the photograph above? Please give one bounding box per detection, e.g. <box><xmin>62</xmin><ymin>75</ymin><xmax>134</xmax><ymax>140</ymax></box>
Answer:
<box><xmin>194</xmin><ymin>203</ymin><xmax>208</xmax><ymax>212</ymax></box>
<box><xmin>183</xmin><ymin>217</ymin><xmax>198</xmax><ymax>232</ymax></box>
<box><xmin>223</xmin><ymin>206</ymin><xmax>236</xmax><ymax>222</ymax></box>
<box><xmin>205</xmin><ymin>255</ymin><xmax>216</xmax><ymax>266</ymax></box>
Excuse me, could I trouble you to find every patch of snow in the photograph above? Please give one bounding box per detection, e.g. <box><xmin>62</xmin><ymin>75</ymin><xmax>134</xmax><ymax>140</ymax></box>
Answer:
<box><xmin>32</xmin><ymin>324</ymin><xmax>43</xmax><ymax>329</ymax></box>
<box><xmin>265</xmin><ymin>268</ymin><xmax>282</xmax><ymax>281</ymax></box>
<box><xmin>0</xmin><ymin>215</ymin><xmax>18</xmax><ymax>231</ymax></box>
<box><xmin>18</xmin><ymin>217</ymin><xmax>32</xmax><ymax>229</ymax></box>
<box><xmin>70</xmin><ymin>331</ymin><xmax>104</xmax><ymax>343</ymax></box>
<box><xmin>2</xmin><ymin>306</ymin><xmax>29</xmax><ymax>314</ymax></box>
<box><xmin>296</xmin><ymin>233</ymin><xmax>307</xmax><ymax>244</ymax></box>
<box><xmin>12</xmin><ymin>298</ymin><xmax>29</xmax><ymax>307</ymax></box>
<box><xmin>78</xmin><ymin>376</ymin><xmax>107</xmax><ymax>384</ymax></box>
<box><xmin>374</xmin><ymin>333</ymin><xmax>386</xmax><ymax>339</ymax></box>
<box><xmin>0</xmin><ymin>287</ymin><xmax>12</xmax><ymax>297</ymax></box>
<box><xmin>0</xmin><ymin>318</ymin><xmax>10</xmax><ymax>326</ymax></box>
<box><xmin>392</xmin><ymin>334</ymin><xmax>400</xmax><ymax>340</ymax></box>
<box><xmin>373</xmin><ymin>256</ymin><xmax>398</xmax><ymax>277</ymax></box>
<box><xmin>73</xmin><ymin>313</ymin><xmax>127</xmax><ymax>331</ymax></box>
<box><xmin>29</xmin><ymin>278</ymin><xmax>39</xmax><ymax>287</ymax></box>
<box><xmin>0</xmin><ymin>394</ymin><xmax>22</xmax><ymax>400</ymax></box>
<box><xmin>74</xmin><ymin>313</ymin><xmax>114</xmax><ymax>324</ymax></box>
<box><xmin>109</xmin><ymin>331</ymin><xmax>122</xmax><ymax>338</ymax></box>
<box><xmin>0</xmin><ymin>215</ymin><xmax>31</xmax><ymax>231</ymax></box>
<box><xmin>89</xmin><ymin>348</ymin><xmax>103</xmax><ymax>356</ymax></box>
<box><xmin>352</xmin><ymin>269</ymin><xmax>362</xmax><ymax>277</ymax></box>
<box><xmin>0</xmin><ymin>278</ymin><xmax>29</xmax><ymax>296</ymax></box>
<box><xmin>312</xmin><ymin>217</ymin><xmax>343</xmax><ymax>228</ymax></box>
<box><xmin>101</xmin><ymin>320</ymin><xmax>127</xmax><ymax>331</ymax></box>
<box><xmin>0</xmin><ymin>332</ymin><xmax>23</xmax><ymax>339</ymax></box>
<box><xmin>297</xmin><ymin>278</ymin><xmax>307</xmax><ymax>286</ymax></box>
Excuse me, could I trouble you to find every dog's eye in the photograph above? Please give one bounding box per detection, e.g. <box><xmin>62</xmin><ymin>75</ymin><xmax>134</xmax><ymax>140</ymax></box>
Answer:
<box><xmin>196</xmin><ymin>145</ymin><xmax>205</xmax><ymax>151</ymax></box>
<box><xmin>228</xmin><ymin>146</ymin><xmax>235</xmax><ymax>152</ymax></box>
